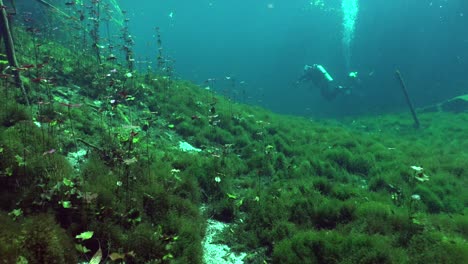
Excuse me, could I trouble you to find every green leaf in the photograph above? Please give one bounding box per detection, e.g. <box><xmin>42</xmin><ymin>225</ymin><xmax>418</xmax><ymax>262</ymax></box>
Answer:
<box><xmin>227</xmin><ymin>193</ymin><xmax>237</xmax><ymax>199</ymax></box>
<box><xmin>2</xmin><ymin>167</ymin><xmax>13</xmax><ymax>177</ymax></box>
<box><xmin>162</xmin><ymin>253</ymin><xmax>173</xmax><ymax>260</ymax></box>
<box><xmin>10</xmin><ymin>209</ymin><xmax>22</xmax><ymax>217</ymax></box>
<box><xmin>61</xmin><ymin>201</ymin><xmax>72</xmax><ymax>208</ymax></box>
<box><xmin>16</xmin><ymin>256</ymin><xmax>28</xmax><ymax>264</ymax></box>
<box><xmin>63</xmin><ymin>178</ymin><xmax>74</xmax><ymax>187</ymax></box>
<box><xmin>89</xmin><ymin>247</ymin><xmax>102</xmax><ymax>264</ymax></box>
<box><xmin>75</xmin><ymin>244</ymin><xmax>91</xmax><ymax>253</ymax></box>
<box><xmin>8</xmin><ymin>208</ymin><xmax>22</xmax><ymax>220</ymax></box>
<box><xmin>15</xmin><ymin>155</ymin><xmax>26</xmax><ymax>166</ymax></box>
<box><xmin>76</xmin><ymin>231</ymin><xmax>94</xmax><ymax>240</ymax></box>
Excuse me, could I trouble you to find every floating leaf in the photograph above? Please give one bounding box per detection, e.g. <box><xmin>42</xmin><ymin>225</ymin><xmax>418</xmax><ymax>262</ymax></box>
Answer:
<box><xmin>89</xmin><ymin>247</ymin><xmax>102</xmax><ymax>264</ymax></box>
<box><xmin>10</xmin><ymin>208</ymin><xmax>22</xmax><ymax>217</ymax></box>
<box><xmin>123</xmin><ymin>157</ymin><xmax>138</xmax><ymax>165</ymax></box>
<box><xmin>8</xmin><ymin>208</ymin><xmax>22</xmax><ymax>220</ymax></box>
<box><xmin>109</xmin><ymin>252</ymin><xmax>125</xmax><ymax>261</ymax></box>
<box><xmin>16</xmin><ymin>256</ymin><xmax>28</xmax><ymax>264</ymax></box>
<box><xmin>109</xmin><ymin>251</ymin><xmax>136</xmax><ymax>261</ymax></box>
<box><xmin>162</xmin><ymin>253</ymin><xmax>174</xmax><ymax>260</ymax></box>
<box><xmin>75</xmin><ymin>244</ymin><xmax>91</xmax><ymax>253</ymax></box>
<box><xmin>63</xmin><ymin>178</ymin><xmax>74</xmax><ymax>187</ymax></box>
<box><xmin>3</xmin><ymin>167</ymin><xmax>13</xmax><ymax>177</ymax></box>
<box><xmin>15</xmin><ymin>155</ymin><xmax>26</xmax><ymax>166</ymax></box>
<box><xmin>227</xmin><ymin>193</ymin><xmax>237</xmax><ymax>199</ymax></box>
<box><xmin>75</xmin><ymin>231</ymin><xmax>94</xmax><ymax>240</ymax></box>
<box><xmin>410</xmin><ymin>165</ymin><xmax>423</xmax><ymax>172</ymax></box>
<box><xmin>415</xmin><ymin>173</ymin><xmax>430</xmax><ymax>182</ymax></box>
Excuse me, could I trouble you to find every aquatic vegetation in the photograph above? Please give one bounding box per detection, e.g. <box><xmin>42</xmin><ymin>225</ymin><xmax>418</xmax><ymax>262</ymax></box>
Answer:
<box><xmin>0</xmin><ymin>2</ymin><xmax>466</xmax><ymax>263</ymax></box>
<box><xmin>407</xmin><ymin>231</ymin><xmax>468</xmax><ymax>263</ymax></box>
<box><xmin>22</xmin><ymin>214</ymin><xmax>77</xmax><ymax>264</ymax></box>
<box><xmin>272</xmin><ymin>230</ymin><xmax>400</xmax><ymax>264</ymax></box>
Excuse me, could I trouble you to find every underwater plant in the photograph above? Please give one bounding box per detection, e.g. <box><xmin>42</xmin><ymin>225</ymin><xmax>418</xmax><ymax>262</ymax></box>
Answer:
<box><xmin>0</xmin><ymin>2</ymin><xmax>467</xmax><ymax>264</ymax></box>
<box><xmin>22</xmin><ymin>214</ymin><xmax>78</xmax><ymax>264</ymax></box>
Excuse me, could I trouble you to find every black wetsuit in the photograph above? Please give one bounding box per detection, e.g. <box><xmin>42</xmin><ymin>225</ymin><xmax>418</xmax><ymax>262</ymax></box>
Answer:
<box><xmin>298</xmin><ymin>65</ymin><xmax>347</xmax><ymax>101</ymax></box>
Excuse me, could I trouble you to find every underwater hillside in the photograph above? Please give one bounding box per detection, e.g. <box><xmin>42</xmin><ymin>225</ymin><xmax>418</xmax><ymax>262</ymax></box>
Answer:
<box><xmin>0</xmin><ymin>1</ymin><xmax>467</xmax><ymax>264</ymax></box>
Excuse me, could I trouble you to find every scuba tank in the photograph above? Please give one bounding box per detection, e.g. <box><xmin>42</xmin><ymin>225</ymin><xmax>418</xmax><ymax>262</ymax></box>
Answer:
<box><xmin>314</xmin><ymin>64</ymin><xmax>334</xmax><ymax>82</ymax></box>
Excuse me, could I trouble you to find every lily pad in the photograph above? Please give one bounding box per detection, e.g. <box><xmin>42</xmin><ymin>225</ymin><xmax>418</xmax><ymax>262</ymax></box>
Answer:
<box><xmin>76</xmin><ymin>231</ymin><xmax>94</xmax><ymax>240</ymax></box>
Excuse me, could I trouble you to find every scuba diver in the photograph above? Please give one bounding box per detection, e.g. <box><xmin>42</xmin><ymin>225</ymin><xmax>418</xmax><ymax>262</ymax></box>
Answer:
<box><xmin>296</xmin><ymin>64</ymin><xmax>359</xmax><ymax>101</ymax></box>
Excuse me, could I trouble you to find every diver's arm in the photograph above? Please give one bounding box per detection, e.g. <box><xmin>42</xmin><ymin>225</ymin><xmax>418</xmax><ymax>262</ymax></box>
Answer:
<box><xmin>302</xmin><ymin>64</ymin><xmax>333</xmax><ymax>88</ymax></box>
<box><xmin>297</xmin><ymin>73</ymin><xmax>310</xmax><ymax>83</ymax></box>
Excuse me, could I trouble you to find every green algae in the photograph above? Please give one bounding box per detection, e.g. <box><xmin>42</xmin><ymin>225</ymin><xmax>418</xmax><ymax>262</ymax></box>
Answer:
<box><xmin>0</xmin><ymin>11</ymin><xmax>466</xmax><ymax>264</ymax></box>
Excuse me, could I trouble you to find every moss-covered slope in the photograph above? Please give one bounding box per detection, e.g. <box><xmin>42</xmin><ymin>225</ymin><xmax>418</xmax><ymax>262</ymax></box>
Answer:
<box><xmin>0</xmin><ymin>24</ymin><xmax>466</xmax><ymax>264</ymax></box>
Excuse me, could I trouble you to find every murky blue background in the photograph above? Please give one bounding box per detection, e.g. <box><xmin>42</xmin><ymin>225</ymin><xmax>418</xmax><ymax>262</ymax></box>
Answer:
<box><xmin>119</xmin><ymin>0</ymin><xmax>468</xmax><ymax>117</ymax></box>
